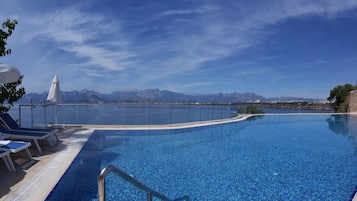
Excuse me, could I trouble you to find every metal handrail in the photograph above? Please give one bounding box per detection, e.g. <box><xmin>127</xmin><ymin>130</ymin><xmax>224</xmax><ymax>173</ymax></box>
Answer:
<box><xmin>98</xmin><ymin>165</ymin><xmax>190</xmax><ymax>201</ymax></box>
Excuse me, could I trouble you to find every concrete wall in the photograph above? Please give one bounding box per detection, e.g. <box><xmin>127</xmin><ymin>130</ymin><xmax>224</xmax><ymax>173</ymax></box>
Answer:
<box><xmin>348</xmin><ymin>90</ymin><xmax>357</xmax><ymax>113</ymax></box>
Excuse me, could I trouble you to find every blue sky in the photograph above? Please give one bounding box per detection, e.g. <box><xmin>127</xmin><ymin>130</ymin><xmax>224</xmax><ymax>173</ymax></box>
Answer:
<box><xmin>1</xmin><ymin>0</ymin><xmax>357</xmax><ymax>99</ymax></box>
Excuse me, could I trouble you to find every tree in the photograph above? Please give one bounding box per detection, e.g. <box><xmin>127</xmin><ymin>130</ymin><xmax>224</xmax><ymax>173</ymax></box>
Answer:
<box><xmin>0</xmin><ymin>19</ymin><xmax>25</xmax><ymax>113</ymax></box>
<box><xmin>327</xmin><ymin>83</ymin><xmax>356</xmax><ymax>112</ymax></box>
<box><xmin>1</xmin><ymin>19</ymin><xmax>17</xmax><ymax>56</ymax></box>
<box><xmin>238</xmin><ymin>104</ymin><xmax>264</xmax><ymax>114</ymax></box>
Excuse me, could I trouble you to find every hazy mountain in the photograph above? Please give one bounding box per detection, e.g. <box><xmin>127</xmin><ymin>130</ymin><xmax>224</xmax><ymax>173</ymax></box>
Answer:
<box><xmin>18</xmin><ymin>89</ymin><xmax>320</xmax><ymax>104</ymax></box>
<box><xmin>19</xmin><ymin>89</ymin><xmax>104</xmax><ymax>104</ymax></box>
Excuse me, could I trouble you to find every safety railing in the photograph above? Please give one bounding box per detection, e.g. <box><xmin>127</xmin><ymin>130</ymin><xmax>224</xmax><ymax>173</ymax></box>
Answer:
<box><xmin>98</xmin><ymin>165</ymin><xmax>190</xmax><ymax>201</ymax></box>
<box><xmin>16</xmin><ymin>103</ymin><xmax>237</xmax><ymax>127</ymax></box>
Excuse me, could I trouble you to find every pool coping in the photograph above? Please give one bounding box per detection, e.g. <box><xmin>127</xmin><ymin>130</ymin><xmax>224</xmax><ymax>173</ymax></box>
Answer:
<box><xmin>74</xmin><ymin>114</ymin><xmax>255</xmax><ymax>130</ymax></box>
<box><xmin>58</xmin><ymin>112</ymin><xmax>355</xmax><ymax>130</ymax></box>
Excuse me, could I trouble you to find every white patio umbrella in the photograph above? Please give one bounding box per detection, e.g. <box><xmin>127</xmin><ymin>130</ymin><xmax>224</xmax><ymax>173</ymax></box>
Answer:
<box><xmin>46</xmin><ymin>75</ymin><xmax>61</xmax><ymax>124</ymax></box>
<box><xmin>0</xmin><ymin>64</ymin><xmax>21</xmax><ymax>85</ymax></box>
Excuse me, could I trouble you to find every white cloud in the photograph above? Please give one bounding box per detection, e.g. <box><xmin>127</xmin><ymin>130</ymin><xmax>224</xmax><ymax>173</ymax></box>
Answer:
<box><xmin>21</xmin><ymin>6</ymin><xmax>139</xmax><ymax>74</ymax></box>
<box><xmin>62</xmin><ymin>45</ymin><xmax>135</xmax><ymax>71</ymax></box>
<box><xmin>81</xmin><ymin>69</ymin><xmax>106</xmax><ymax>77</ymax></box>
<box><xmin>315</xmin><ymin>59</ymin><xmax>330</xmax><ymax>64</ymax></box>
<box><xmin>167</xmin><ymin>82</ymin><xmax>214</xmax><ymax>92</ymax></box>
<box><xmin>159</xmin><ymin>6</ymin><xmax>218</xmax><ymax>17</ymax></box>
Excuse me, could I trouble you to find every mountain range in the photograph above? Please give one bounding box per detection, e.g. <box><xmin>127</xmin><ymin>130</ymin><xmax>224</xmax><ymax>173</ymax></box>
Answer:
<box><xmin>17</xmin><ymin>89</ymin><xmax>323</xmax><ymax>104</ymax></box>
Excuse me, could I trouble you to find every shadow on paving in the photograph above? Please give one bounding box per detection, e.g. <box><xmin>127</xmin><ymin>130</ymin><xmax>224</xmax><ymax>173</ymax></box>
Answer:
<box><xmin>0</xmin><ymin>153</ymin><xmax>38</xmax><ymax>198</ymax></box>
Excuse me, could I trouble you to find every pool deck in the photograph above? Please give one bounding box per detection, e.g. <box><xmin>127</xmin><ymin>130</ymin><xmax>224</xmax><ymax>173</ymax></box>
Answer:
<box><xmin>1</xmin><ymin>113</ymin><xmax>356</xmax><ymax>200</ymax></box>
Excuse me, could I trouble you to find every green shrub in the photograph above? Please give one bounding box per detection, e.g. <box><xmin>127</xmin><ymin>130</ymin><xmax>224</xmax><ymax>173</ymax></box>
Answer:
<box><xmin>238</xmin><ymin>104</ymin><xmax>264</xmax><ymax>114</ymax></box>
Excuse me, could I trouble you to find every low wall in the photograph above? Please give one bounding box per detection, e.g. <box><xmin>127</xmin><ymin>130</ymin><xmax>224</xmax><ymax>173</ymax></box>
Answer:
<box><xmin>348</xmin><ymin>90</ymin><xmax>357</xmax><ymax>113</ymax></box>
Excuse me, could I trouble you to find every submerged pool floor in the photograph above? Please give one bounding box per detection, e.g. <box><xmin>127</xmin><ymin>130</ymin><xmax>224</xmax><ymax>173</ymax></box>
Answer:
<box><xmin>47</xmin><ymin>115</ymin><xmax>357</xmax><ymax>201</ymax></box>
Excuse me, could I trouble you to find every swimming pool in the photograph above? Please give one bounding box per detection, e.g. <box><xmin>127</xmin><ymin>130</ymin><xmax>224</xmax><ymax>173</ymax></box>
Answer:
<box><xmin>46</xmin><ymin>114</ymin><xmax>357</xmax><ymax>200</ymax></box>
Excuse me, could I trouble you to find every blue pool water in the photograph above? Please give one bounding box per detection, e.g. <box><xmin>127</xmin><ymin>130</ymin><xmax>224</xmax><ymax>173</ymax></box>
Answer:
<box><xmin>46</xmin><ymin>115</ymin><xmax>357</xmax><ymax>200</ymax></box>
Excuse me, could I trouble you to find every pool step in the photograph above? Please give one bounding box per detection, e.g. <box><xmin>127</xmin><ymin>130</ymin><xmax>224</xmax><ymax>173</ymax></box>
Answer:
<box><xmin>98</xmin><ymin>165</ymin><xmax>190</xmax><ymax>201</ymax></box>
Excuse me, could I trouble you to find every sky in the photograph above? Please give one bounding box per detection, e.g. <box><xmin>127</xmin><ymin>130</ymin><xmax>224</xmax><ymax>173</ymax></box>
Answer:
<box><xmin>0</xmin><ymin>0</ymin><xmax>357</xmax><ymax>99</ymax></box>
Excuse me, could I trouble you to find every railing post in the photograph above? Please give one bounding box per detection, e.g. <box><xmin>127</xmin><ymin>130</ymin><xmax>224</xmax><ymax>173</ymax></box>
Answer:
<box><xmin>44</xmin><ymin>101</ymin><xmax>47</xmax><ymax>126</ymax></box>
<box><xmin>30</xmin><ymin>99</ymin><xmax>34</xmax><ymax>128</ymax></box>
<box><xmin>18</xmin><ymin>105</ymin><xmax>22</xmax><ymax>127</ymax></box>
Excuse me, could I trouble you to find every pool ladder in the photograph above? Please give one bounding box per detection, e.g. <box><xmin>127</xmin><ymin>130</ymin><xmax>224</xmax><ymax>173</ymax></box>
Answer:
<box><xmin>98</xmin><ymin>165</ymin><xmax>190</xmax><ymax>201</ymax></box>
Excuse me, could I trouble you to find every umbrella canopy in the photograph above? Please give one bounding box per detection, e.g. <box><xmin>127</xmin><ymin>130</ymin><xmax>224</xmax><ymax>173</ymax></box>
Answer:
<box><xmin>46</xmin><ymin>75</ymin><xmax>61</xmax><ymax>104</ymax></box>
<box><xmin>0</xmin><ymin>64</ymin><xmax>21</xmax><ymax>85</ymax></box>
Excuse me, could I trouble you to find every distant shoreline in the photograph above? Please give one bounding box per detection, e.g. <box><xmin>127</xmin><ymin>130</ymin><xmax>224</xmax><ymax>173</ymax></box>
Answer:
<box><xmin>252</xmin><ymin>102</ymin><xmax>333</xmax><ymax>111</ymax></box>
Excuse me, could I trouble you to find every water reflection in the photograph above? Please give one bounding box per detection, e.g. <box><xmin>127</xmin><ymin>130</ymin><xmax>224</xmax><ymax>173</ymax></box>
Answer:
<box><xmin>327</xmin><ymin>114</ymin><xmax>357</xmax><ymax>154</ymax></box>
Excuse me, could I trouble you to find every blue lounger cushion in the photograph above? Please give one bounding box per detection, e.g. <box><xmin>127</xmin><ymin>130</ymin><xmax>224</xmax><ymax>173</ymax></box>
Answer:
<box><xmin>0</xmin><ymin>140</ymin><xmax>32</xmax><ymax>170</ymax></box>
<box><xmin>0</xmin><ymin>140</ymin><xmax>32</xmax><ymax>153</ymax></box>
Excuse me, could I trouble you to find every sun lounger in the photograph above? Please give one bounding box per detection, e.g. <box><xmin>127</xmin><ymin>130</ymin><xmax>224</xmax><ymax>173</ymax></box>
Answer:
<box><xmin>0</xmin><ymin>113</ymin><xmax>58</xmax><ymax>138</ymax></box>
<box><xmin>0</xmin><ymin>140</ymin><xmax>33</xmax><ymax>171</ymax></box>
<box><xmin>0</xmin><ymin>125</ymin><xmax>53</xmax><ymax>154</ymax></box>
<box><xmin>0</xmin><ymin>140</ymin><xmax>32</xmax><ymax>159</ymax></box>
<box><xmin>0</xmin><ymin>149</ymin><xmax>15</xmax><ymax>172</ymax></box>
